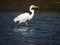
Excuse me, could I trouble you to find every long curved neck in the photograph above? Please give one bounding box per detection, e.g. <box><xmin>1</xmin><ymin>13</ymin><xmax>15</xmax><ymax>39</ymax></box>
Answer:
<box><xmin>29</xmin><ymin>7</ymin><xmax>34</xmax><ymax>19</ymax></box>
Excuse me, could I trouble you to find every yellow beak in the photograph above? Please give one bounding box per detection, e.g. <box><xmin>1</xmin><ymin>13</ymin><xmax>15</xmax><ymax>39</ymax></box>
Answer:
<box><xmin>32</xmin><ymin>5</ymin><xmax>39</xmax><ymax>8</ymax></box>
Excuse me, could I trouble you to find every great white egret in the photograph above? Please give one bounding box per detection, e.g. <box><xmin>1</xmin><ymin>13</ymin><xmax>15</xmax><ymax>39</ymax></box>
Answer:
<box><xmin>13</xmin><ymin>5</ymin><xmax>39</xmax><ymax>27</ymax></box>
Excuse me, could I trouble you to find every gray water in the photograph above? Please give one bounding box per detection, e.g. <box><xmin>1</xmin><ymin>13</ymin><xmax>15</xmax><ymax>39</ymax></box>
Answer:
<box><xmin>0</xmin><ymin>12</ymin><xmax>60</xmax><ymax>45</ymax></box>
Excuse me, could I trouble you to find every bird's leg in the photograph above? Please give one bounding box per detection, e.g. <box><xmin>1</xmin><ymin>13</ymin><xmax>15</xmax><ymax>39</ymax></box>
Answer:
<box><xmin>26</xmin><ymin>22</ymin><xmax>28</xmax><ymax>27</ymax></box>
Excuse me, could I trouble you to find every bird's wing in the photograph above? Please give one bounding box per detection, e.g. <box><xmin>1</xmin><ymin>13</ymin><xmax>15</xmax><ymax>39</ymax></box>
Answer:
<box><xmin>17</xmin><ymin>13</ymin><xmax>30</xmax><ymax>23</ymax></box>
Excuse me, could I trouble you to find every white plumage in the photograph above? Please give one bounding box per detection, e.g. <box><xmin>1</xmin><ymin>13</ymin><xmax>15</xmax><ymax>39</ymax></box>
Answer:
<box><xmin>14</xmin><ymin>13</ymin><xmax>30</xmax><ymax>24</ymax></box>
<box><xmin>13</xmin><ymin>5</ymin><xmax>39</xmax><ymax>26</ymax></box>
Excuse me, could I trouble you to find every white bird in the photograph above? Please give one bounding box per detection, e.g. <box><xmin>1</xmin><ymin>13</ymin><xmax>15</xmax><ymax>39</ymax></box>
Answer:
<box><xmin>13</xmin><ymin>5</ymin><xmax>39</xmax><ymax>27</ymax></box>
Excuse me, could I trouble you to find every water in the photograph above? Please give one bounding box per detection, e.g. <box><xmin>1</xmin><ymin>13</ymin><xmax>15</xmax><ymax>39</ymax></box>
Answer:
<box><xmin>0</xmin><ymin>12</ymin><xmax>60</xmax><ymax>45</ymax></box>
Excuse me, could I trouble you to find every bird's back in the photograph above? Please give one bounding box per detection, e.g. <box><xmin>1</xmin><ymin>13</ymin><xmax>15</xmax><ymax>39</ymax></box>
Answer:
<box><xmin>13</xmin><ymin>13</ymin><xmax>30</xmax><ymax>24</ymax></box>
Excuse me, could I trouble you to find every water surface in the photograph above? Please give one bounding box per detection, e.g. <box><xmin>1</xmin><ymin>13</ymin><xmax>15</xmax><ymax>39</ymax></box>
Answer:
<box><xmin>0</xmin><ymin>12</ymin><xmax>60</xmax><ymax>45</ymax></box>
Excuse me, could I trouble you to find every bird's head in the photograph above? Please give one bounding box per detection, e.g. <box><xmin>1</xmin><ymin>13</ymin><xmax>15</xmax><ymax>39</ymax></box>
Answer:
<box><xmin>30</xmin><ymin>5</ymin><xmax>39</xmax><ymax>9</ymax></box>
<box><xmin>30</xmin><ymin>5</ymin><xmax>39</xmax><ymax>13</ymax></box>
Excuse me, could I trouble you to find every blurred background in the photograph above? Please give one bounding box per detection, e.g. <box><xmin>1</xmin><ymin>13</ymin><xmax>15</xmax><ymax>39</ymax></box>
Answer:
<box><xmin>0</xmin><ymin>0</ymin><xmax>60</xmax><ymax>12</ymax></box>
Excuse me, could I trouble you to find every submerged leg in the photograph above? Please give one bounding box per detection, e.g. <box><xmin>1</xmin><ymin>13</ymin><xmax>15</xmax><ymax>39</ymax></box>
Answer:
<box><xmin>26</xmin><ymin>22</ymin><xmax>28</xmax><ymax>27</ymax></box>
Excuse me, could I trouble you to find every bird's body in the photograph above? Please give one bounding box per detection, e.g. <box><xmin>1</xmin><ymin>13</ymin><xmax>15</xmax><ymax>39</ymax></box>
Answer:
<box><xmin>13</xmin><ymin>5</ymin><xmax>39</xmax><ymax>26</ymax></box>
<box><xmin>14</xmin><ymin>13</ymin><xmax>31</xmax><ymax>24</ymax></box>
